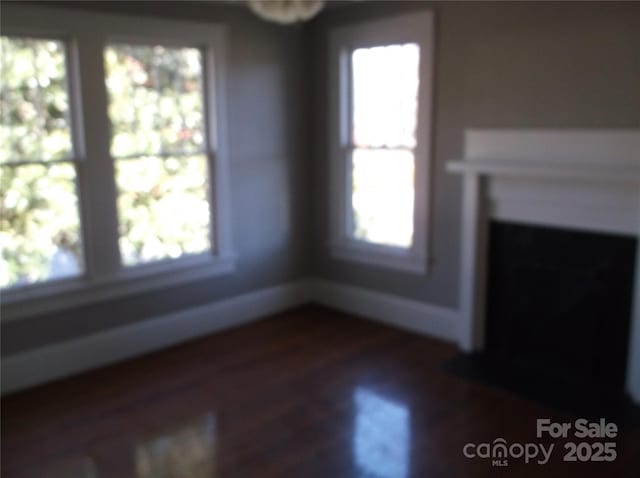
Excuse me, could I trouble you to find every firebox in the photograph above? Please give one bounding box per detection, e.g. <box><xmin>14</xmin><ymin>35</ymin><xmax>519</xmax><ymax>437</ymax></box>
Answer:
<box><xmin>485</xmin><ymin>221</ymin><xmax>636</xmax><ymax>390</ymax></box>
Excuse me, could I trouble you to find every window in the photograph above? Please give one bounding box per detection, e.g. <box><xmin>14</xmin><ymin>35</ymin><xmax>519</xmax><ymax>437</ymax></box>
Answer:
<box><xmin>329</xmin><ymin>12</ymin><xmax>434</xmax><ymax>273</ymax></box>
<box><xmin>351</xmin><ymin>44</ymin><xmax>419</xmax><ymax>248</ymax></box>
<box><xmin>104</xmin><ymin>44</ymin><xmax>211</xmax><ymax>266</ymax></box>
<box><xmin>1</xmin><ymin>36</ymin><xmax>84</xmax><ymax>288</ymax></box>
<box><xmin>1</xmin><ymin>6</ymin><xmax>233</xmax><ymax>320</ymax></box>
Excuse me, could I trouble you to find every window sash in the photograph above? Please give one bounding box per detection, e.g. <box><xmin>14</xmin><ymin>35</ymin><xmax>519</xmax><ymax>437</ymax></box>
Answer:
<box><xmin>349</xmin><ymin>43</ymin><xmax>420</xmax><ymax>151</ymax></box>
<box><xmin>104</xmin><ymin>43</ymin><xmax>208</xmax><ymax>161</ymax></box>
<box><xmin>0</xmin><ymin>160</ymin><xmax>86</xmax><ymax>290</ymax></box>
<box><xmin>343</xmin><ymin>146</ymin><xmax>417</xmax><ymax>248</ymax></box>
<box><xmin>1</xmin><ymin>35</ymin><xmax>78</xmax><ymax>164</ymax></box>
<box><xmin>113</xmin><ymin>154</ymin><xmax>214</xmax><ymax>266</ymax></box>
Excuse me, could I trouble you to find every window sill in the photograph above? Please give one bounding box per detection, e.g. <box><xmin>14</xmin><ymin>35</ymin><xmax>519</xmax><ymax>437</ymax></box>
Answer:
<box><xmin>329</xmin><ymin>240</ymin><xmax>427</xmax><ymax>275</ymax></box>
<box><xmin>1</xmin><ymin>254</ymin><xmax>236</xmax><ymax>322</ymax></box>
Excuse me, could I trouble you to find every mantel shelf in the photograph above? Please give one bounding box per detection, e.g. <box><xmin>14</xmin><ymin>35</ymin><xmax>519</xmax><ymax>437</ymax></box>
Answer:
<box><xmin>446</xmin><ymin>159</ymin><xmax>640</xmax><ymax>184</ymax></box>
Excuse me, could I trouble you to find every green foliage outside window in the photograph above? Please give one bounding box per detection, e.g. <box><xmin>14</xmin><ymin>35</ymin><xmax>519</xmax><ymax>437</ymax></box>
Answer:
<box><xmin>1</xmin><ymin>38</ymin><xmax>212</xmax><ymax>288</ymax></box>
<box><xmin>105</xmin><ymin>44</ymin><xmax>205</xmax><ymax>158</ymax></box>
<box><xmin>1</xmin><ymin>37</ymin><xmax>82</xmax><ymax>288</ymax></box>
<box><xmin>105</xmin><ymin>44</ymin><xmax>211</xmax><ymax>266</ymax></box>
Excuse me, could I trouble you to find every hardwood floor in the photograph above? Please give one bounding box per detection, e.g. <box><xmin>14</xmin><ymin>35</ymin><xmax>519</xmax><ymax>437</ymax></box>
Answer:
<box><xmin>2</xmin><ymin>306</ymin><xmax>638</xmax><ymax>477</ymax></box>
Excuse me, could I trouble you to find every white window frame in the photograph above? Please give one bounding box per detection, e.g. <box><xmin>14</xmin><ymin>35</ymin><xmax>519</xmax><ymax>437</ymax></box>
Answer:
<box><xmin>328</xmin><ymin>11</ymin><xmax>435</xmax><ymax>274</ymax></box>
<box><xmin>1</xmin><ymin>5</ymin><xmax>234</xmax><ymax>321</ymax></box>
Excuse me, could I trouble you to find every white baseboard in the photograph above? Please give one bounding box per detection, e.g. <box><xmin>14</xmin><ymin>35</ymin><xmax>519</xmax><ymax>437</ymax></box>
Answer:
<box><xmin>2</xmin><ymin>278</ymin><xmax>460</xmax><ymax>395</ymax></box>
<box><xmin>4</xmin><ymin>272</ymin><xmax>639</xmax><ymax>408</ymax></box>
<box><xmin>9</xmin><ymin>278</ymin><xmax>636</xmax><ymax>405</ymax></box>
<box><xmin>1</xmin><ymin>280</ymin><xmax>313</xmax><ymax>395</ymax></box>
<box><xmin>310</xmin><ymin>279</ymin><xmax>459</xmax><ymax>343</ymax></box>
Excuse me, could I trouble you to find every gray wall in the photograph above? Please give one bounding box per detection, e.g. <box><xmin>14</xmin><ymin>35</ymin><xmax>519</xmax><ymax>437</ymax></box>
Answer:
<box><xmin>308</xmin><ymin>1</ymin><xmax>640</xmax><ymax>308</ymax></box>
<box><xmin>2</xmin><ymin>1</ymin><xmax>639</xmax><ymax>357</ymax></box>
<box><xmin>1</xmin><ymin>1</ymin><xmax>310</xmax><ymax>355</ymax></box>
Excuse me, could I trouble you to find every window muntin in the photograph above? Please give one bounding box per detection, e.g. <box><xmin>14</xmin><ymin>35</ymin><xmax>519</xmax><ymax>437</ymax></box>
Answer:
<box><xmin>104</xmin><ymin>44</ymin><xmax>211</xmax><ymax>267</ymax></box>
<box><xmin>347</xmin><ymin>43</ymin><xmax>420</xmax><ymax>249</ymax></box>
<box><xmin>0</xmin><ymin>36</ymin><xmax>84</xmax><ymax>288</ymax></box>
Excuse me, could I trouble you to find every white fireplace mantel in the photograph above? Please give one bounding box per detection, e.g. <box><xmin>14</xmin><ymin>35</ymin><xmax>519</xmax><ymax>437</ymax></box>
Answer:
<box><xmin>446</xmin><ymin>129</ymin><xmax>640</xmax><ymax>403</ymax></box>
<box><xmin>447</xmin><ymin>158</ymin><xmax>640</xmax><ymax>183</ymax></box>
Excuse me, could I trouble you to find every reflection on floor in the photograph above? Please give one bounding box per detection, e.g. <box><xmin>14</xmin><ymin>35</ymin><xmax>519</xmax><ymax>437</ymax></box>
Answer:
<box><xmin>13</xmin><ymin>413</ymin><xmax>217</xmax><ymax>478</ymax></box>
<box><xmin>135</xmin><ymin>413</ymin><xmax>216</xmax><ymax>478</ymax></box>
<box><xmin>354</xmin><ymin>388</ymin><xmax>409</xmax><ymax>478</ymax></box>
<box><xmin>2</xmin><ymin>306</ymin><xmax>639</xmax><ymax>477</ymax></box>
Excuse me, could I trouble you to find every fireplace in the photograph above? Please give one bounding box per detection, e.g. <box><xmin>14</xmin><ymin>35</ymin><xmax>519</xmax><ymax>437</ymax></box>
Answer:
<box><xmin>446</xmin><ymin>129</ymin><xmax>640</xmax><ymax>411</ymax></box>
<box><xmin>486</xmin><ymin>221</ymin><xmax>636</xmax><ymax>390</ymax></box>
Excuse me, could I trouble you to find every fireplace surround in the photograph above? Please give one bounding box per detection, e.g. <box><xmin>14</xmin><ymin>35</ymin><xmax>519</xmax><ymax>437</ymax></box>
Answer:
<box><xmin>447</xmin><ymin>130</ymin><xmax>640</xmax><ymax>405</ymax></box>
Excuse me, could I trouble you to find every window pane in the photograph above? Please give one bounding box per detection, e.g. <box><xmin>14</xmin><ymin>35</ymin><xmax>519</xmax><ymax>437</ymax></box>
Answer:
<box><xmin>0</xmin><ymin>163</ymin><xmax>83</xmax><ymax>287</ymax></box>
<box><xmin>352</xmin><ymin>44</ymin><xmax>419</xmax><ymax>148</ymax></box>
<box><xmin>1</xmin><ymin>37</ymin><xmax>73</xmax><ymax>161</ymax></box>
<box><xmin>116</xmin><ymin>155</ymin><xmax>211</xmax><ymax>266</ymax></box>
<box><xmin>351</xmin><ymin>148</ymin><xmax>414</xmax><ymax>248</ymax></box>
<box><xmin>105</xmin><ymin>44</ymin><xmax>205</xmax><ymax>158</ymax></box>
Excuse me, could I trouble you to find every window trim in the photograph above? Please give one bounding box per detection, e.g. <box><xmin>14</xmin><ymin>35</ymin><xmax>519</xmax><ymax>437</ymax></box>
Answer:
<box><xmin>1</xmin><ymin>5</ymin><xmax>235</xmax><ymax>321</ymax></box>
<box><xmin>327</xmin><ymin>11</ymin><xmax>435</xmax><ymax>275</ymax></box>
<box><xmin>1</xmin><ymin>254</ymin><xmax>235</xmax><ymax>321</ymax></box>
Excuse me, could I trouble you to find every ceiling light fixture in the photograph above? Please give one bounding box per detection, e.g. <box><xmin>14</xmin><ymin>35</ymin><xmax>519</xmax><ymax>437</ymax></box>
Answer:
<box><xmin>247</xmin><ymin>0</ymin><xmax>325</xmax><ymax>24</ymax></box>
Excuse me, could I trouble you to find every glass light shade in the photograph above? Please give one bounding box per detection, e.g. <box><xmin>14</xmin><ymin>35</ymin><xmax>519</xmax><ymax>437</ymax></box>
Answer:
<box><xmin>247</xmin><ymin>0</ymin><xmax>325</xmax><ymax>24</ymax></box>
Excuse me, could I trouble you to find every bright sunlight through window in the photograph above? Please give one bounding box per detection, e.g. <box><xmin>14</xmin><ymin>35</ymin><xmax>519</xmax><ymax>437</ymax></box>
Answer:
<box><xmin>0</xmin><ymin>36</ymin><xmax>84</xmax><ymax>288</ymax></box>
<box><xmin>350</xmin><ymin>44</ymin><xmax>420</xmax><ymax>248</ymax></box>
<box><xmin>104</xmin><ymin>44</ymin><xmax>211</xmax><ymax>267</ymax></box>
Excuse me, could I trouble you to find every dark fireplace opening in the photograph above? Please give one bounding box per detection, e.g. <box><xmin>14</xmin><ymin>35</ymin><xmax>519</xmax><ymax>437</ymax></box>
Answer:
<box><xmin>445</xmin><ymin>221</ymin><xmax>639</xmax><ymax>423</ymax></box>
<box><xmin>486</xmin><ymin>221</ymin><xmax>635</xmax><ymax>389</ymax></box>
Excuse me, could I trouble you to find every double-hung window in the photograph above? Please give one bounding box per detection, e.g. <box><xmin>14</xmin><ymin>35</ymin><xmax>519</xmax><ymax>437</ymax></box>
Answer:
<box><xmin>328</xmin><ymin>11</ymin><xmax>434</xmax><ymax>273</ymax></box>
<box><xmin>105</xmin><ymin>43</ymin><xmax>212</xmax><ymax>266</ymax></box>
<box><xmin>1</xmin><ymin>36</ymin><xmax>84</xmax><ymax>288</ymax></box>
<box><xmin>1</xmin><ymin>6</ymin><xmax>233</xmax><ymax>319</ymax></box>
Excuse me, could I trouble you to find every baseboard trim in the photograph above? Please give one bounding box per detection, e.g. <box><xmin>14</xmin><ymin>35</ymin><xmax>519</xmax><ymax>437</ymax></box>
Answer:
<box><xmin>3</xmin><ymin>276</ymin><xmax>638</xmax><ymax>405</ymax></box>
<box><xmin>1</xmin><ymin>280</ymin><xmax>313</xmax><ymax>395</ymax></box>
<box><xmin>2</xmin><ymin>278</ymin><xmax>460</xmax><ymax>395</ymax></box>
<box><xmin>311</xmin><ymin>279</ymin><xmax>459</xmax><ymax>343</ymax></box>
